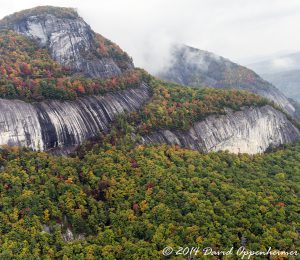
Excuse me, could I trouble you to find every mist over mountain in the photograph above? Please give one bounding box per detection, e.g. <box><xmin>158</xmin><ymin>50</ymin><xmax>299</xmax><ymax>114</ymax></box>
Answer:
<box><xmin>247</xmin><ymin>51</ymin><xmax>300</xmax><ymax>107</ymax></box>
<box><xmin>248</xmin><ymin>52</ymin><xmax>300</xmax><ymax>75</ymax></box>
<box><xmin>156</xmin><ymin>44</ymin><xmax>296</xmax><ymax>116</ymax></box>
<box><xmin>262</xmin><ymin>69</ymin><xmax>300</xmax><ymax>102</ymax></box>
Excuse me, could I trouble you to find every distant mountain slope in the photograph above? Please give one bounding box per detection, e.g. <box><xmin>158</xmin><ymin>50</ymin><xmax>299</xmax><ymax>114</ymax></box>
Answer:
<box><xmin>157</xmin><ymin>44</ymin><xmax>296</xmax><ymax>116</ymax></box>
<box><xmin>289</xmin><ymin>98</ymin><xmax>300</xmax><ymax>120</ymax></box>
<box><xmin>0</xmin><ymin>6</ymin><xmax>133</xmax><ymax>79</ymax></box>
<box><xmin>262</xmin><ymin>70</ymin><xmax>300</xmax><ymax>102</ymax></box>
<box><xmin>246</xmin><ymin>51</ymin><xmax>300</xmax><ymax>117</ymax></box>
<box><xmin>248</xmin><ymin>52</ymin><xmax>300</xmax><ymax>75</ymax></box>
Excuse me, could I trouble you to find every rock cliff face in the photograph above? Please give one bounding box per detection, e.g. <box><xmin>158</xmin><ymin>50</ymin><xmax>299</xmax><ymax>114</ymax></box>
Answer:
<box><xmin>141</xmin><ymin>105</ymin><xmax>300</xmax><ymax>154</ymax></box>
<box><xmin>0</xmin><ymin>7</ymin><xmax>299</xmax><ymax>155</ymax></box>
<box><xmin>0</xmin><ymin>83</ymin><xmax>150</xmax><ymax>151</ymax></box>
<box><xmin>0</xmin><ymin>6</ymin><xmax>133</xmax><ymax>78</ymax></box>
<box><xmin>157</xmin><ymin>45</ymin><xmax>296</xmax><ymax>116</ymax></box>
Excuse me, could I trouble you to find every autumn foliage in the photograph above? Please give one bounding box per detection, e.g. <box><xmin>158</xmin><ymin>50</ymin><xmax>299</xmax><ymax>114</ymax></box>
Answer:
<box><xmin>0</xmin><ymin>140</ymin><xmax>299</xmax><ymax>258</ymax></box>
<box><xmin>0</xmin><ymin>31</ymin><xmax>142</xmax><ymax>101</ymax></box>
<box><xmin>125</xmin><ymin>80</ymin><xmax>270</xmax><ymax>133</ymax></box>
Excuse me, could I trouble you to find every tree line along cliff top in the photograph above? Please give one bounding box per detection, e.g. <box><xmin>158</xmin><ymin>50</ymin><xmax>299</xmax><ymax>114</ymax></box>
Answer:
<box><xmin>0</xmin><ymin>30</ymin><xmax>142</xmax><ymax>101</ymax></box>
<box><xmin>0</xmin><ymin>28</ymin><xmax>287</xmax><ymax>134</ymax></box>
<box><xmin>0</xmin><ymin>6</ymin><xmax>79</xmax><ymax>29</ymax></box>
<box><xmin>0</xmin><ymin>5</ymin><xmax>293</xmax><ymax>132</ymax></box>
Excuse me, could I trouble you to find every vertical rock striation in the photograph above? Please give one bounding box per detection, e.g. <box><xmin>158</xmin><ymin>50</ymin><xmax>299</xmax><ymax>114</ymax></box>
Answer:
<box><xmin>0</xmin><ymin>83</ymin><xmax>150</xmax><ymax>151</ymax></box>
<box><xmin>0</xmin><ymin>6</ymin><xmax>134</xmax><ymax>78</ymax></box>
<box><xmin>141</xmin><ymin>105</ymin><xmax>300</xmax><ymax>154</ymax></box>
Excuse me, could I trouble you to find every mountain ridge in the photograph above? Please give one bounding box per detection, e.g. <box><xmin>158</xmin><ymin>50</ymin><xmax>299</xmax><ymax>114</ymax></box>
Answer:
<box><xmin>0</xmin><ymin>6</ymin><xmax>298</xmax><ymax>154</ymax></box>
<box><xmin>248</xmin><ymin>51</ymin><xmax>300</xmax><ymax>75</ymax></box>
<box><xmin>157</xmin><ymin>44</ymin><xmax>296</xmax><ymax>116</ymax></box>
<box><xmin>0</xmin><ymin>6</ymin><xmax>133</xmax><ymax>79</ymax></box>
<box><xmin>262</xmin><ymin>69</ymin><xmax>300</xmax><ymax>103</ymax></box>
<box><xmin>0</xmin><ymin>6</ymin><xmax>300</xmax><ymax>259</ymax></box>
<box><xmin>247</xmin><ymin>51</ymin><xmax>300</xmax><ymax>107</ymax></box>
<box><xmin>0</xmin><ymin>30</ymin><xmax>142</xmax><ymax>101</ymax></box>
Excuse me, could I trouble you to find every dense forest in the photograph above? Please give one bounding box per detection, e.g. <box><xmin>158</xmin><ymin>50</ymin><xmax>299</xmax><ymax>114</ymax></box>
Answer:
<box><xmin>127</xmin><ymin>80</ymin><xmax>270</xmax><ymax>133</ymax></box>
<box><xmin>0</xmin><ymin>140</ymin><xmax>299</xmax><ymax>259</ymax></box>
<box><xmin>0</xmin><ymin>6</ymin><xmax>299</xmax><ymax>259</ymax></box>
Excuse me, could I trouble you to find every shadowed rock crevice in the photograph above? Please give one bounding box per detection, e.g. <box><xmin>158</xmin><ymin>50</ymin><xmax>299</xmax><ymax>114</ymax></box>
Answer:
<box><xmin>0</xmin><ymin>6</ymin><xmax>134</xmax><ymax>79</ymax></box>
<box><xmin>0</xmin><ymin>83</ymin><xmax>150</xmax><ymax>152</ymax></box>
<box><xmin>141</xmin><ymin>105</ymin><xmax>300</xmax><ymax>154</ymax></box>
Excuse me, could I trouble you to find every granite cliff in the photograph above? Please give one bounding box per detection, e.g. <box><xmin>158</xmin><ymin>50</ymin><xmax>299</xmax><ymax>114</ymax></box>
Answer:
<box><xmin>0</xmin><ymin>83</ymin><xmax>150</xmax><ymax>152</ymax></box>
<box><xmin>0</xmin><ymin>6</ymin><xmax>133</xmax><ymax>79</ymax></box>
<box><xmin>141</xmin><ymin>105</ymin><xmax>300</xmax><ymax>154</ymax></box>
<box><xmin>0</xmin><ymin>6</ymin><xmax>299</xmax><ymax>154</ymax></box>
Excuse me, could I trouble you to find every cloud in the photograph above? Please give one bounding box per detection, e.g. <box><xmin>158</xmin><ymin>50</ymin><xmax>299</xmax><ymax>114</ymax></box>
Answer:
<box><xmin>0</xmin><ymin>0</ymin><xmax>300</xmax><ymax>73</ymax></box>
<box><xmin>271</xmin><ymin>58</ymin><xmax>294</xmax><ymax>69</ymax></box>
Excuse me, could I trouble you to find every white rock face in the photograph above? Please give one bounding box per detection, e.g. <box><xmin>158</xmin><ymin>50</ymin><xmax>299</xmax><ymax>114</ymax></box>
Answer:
<box><xmin>11</xmin><ymin>14</ymin><xmax>133</xmax><ymax>78</ymax></box>
<box><xmin>0</xmin><ymin>83</ymin><xmax>150</xmax><ymax>152</ymax></box>
<box><xmin>251</xmin><ymin>86</ymin><xmax>295</xmax><ymax>116</ymax></box>
<box><xmin>0</xmin><ymin>87</ymin><xmax>298</xmax><ymax>154</ymax></box>
<box><xmin>142</xmin><ymin>105</ymin><xmax>300</xmax><ymax>154</ymax></box>
<box><xmin>0</xmin><ymin>99</ymin><xmax>44</xmax><ymax>149</ymax></box>
<box><xmin>62</xmin><ymin>228</ymin><xmax>74</xmax><ymax>242</ymax></box>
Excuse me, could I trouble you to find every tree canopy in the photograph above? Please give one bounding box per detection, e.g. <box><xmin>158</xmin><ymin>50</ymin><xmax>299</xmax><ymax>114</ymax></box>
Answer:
<box><xmin>0</xmin><ymin>140</ymin><xmax>299</xmax><ymax>259</ymax></box>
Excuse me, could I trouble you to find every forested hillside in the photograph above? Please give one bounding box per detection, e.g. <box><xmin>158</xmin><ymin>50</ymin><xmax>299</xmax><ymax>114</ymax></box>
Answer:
<box><xmin>0</xmin><ymin>31</ymin><xmax>140</xmax><ymax>101</ymax></box>
<box><xmin>0</xmin><ymin>141</ymin><xmax>299</xmax><ymax>258</ymax></box>
<box><xmin>126</xmin><ymin>80</ymin><xmax>270</xmax><ymax>133</ymax></box>
<box><xmin>0</xmin><ymin>6</ymin><xmax>299</xmax><ymax>259</ymax></box>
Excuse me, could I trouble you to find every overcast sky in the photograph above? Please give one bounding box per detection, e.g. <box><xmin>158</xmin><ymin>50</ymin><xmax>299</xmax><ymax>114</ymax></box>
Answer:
<box><xmin>0</xmin><ymin>0</ymin><xmax>300</xmax><ymax>73</ymax></box>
